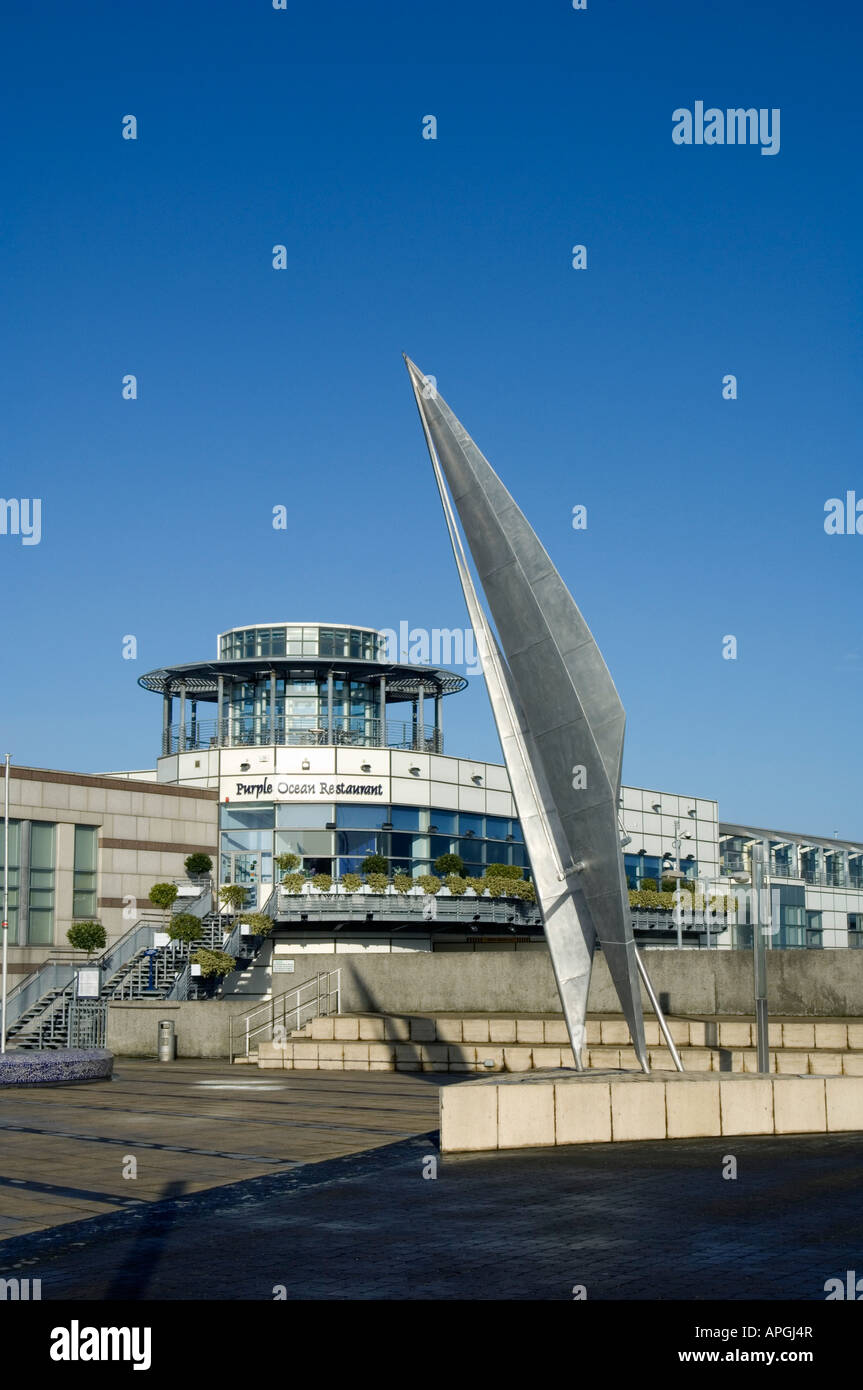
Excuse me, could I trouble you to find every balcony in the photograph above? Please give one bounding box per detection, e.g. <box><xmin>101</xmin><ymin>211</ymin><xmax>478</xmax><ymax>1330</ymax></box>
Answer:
<box><xmin>163</xmin><ymin>716</ymin><xmax>443</xmax><ymax>756</ymax></box>
<box><xmin>274</xmin><ymin>890</ymin><xmax>541</xmax><ymax>926</ymax></box>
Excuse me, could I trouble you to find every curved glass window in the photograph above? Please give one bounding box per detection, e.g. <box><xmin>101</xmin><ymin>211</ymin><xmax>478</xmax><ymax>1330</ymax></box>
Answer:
<box><xmin>335</xmin><ymin>804</ymin><xmax>389</xmax><ymax>829</ymax></box>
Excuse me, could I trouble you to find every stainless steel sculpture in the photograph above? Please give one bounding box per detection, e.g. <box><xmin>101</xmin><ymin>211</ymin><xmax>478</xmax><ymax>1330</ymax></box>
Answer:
<box><xmin>405</xmin><ymin>356</ymin><xmax>649</xmax><ymax>1071</ymax></box>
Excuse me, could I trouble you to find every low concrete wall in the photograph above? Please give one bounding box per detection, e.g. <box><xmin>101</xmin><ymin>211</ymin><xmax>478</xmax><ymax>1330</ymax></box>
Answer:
<box><xmin>285</xmin><ymin>948</ymin><xmax>863</xmax><ymax>1019</ymax></box>
<box><xmin>107</xmin><ymin>999</ymin><xmax>258</xmax><ymax>1058</ymax></box>
<box><xmin>107</xmin><ymin>948</ymin><xmax>863</xmax><ymax>1058</ymax></box>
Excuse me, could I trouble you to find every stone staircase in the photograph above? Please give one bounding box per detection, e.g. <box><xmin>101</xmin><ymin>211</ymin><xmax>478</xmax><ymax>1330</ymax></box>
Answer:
<box><xmin>256</xmin><ymin>1012</ymin><xmax>863</xmax><ymax>1075</ymax></box>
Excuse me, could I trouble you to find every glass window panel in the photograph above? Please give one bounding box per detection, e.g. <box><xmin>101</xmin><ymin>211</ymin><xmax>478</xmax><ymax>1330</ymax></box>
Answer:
<box><xmin>390</xmin><ymin>806</ymin><xmax>420</xmax><ymax>830</ymax></box>
<box><xmin>459</xmin><ymin>813</ymin><xmax>484</xmax><ymax>837</ymax></box>
<box><xmin>390</xmin><ymin>833</ymin><xmax>414</xmax><ymax>860</ymax></box>
<box><xmin>276</xmin><ymin>830</ymin><xmax>332</xmax><ymax>857</ymax></box>
<box><xmin>336</xmin><ymin>830</ymin><xmax>379</xmax><ymax>857</ymax></box>
<box><xmin>275</xmin><ymin>803</ymin><xmax>334</xmax><ymax>828</ymax></box>
<box><xmin>335</xmin><ymin>804</ymin><xmax>390</xmax><ymax>829</ymax></box>
<box><xmin>220</xmin><ymin>806</ymin><xmax>275</xmax><ymax>830</ymax></box>
<box><xmin>270</xmin><ymin>628</ymin><xmax>286</xmax><ymax>655</ymax></box>
<box><xmin>220</xmin><ymin>830</ymin><xmax>272</xmax><ymax>853</ymax></box>
<box><xmin>485</xmin><ymin>816</ymin><xmax>510</xmax><ymax>840</ymax></box>
<box><xmin>430</xmin><ymin>836</ymin><xmax>454</xmax><ymax>860</ymax></box>
<box><xmin>30</xmin><ymin>822</ymin><xmax>55</xmax><ymax>870</ymax></box>
<box><xmin>428</xmin><ymin>809</ymin><xmax>457</xmax><ymax>834</ymax></box>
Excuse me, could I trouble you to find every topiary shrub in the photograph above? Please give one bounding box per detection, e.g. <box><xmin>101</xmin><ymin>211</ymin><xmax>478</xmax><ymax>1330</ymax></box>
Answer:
<box><xmin>168</xmin><ymin>912</ymin><xmax>203</xmax><ymax>945</ymax></box>
<box><xmin>340</xmin><ymin>872</ymin><xmax>363</xmax><ymax>892</ymax></box>
<box><xmin>434</xmin><ymin>852</ymin><xmax>464</xmax><ymax>877</ymax></box>
<box><xmin>239</xmin><ymin>912</ymin><xmax>273</xmax><ymax>935</ymax></box>
<box><xmin>445</xmin><ymin>874</ymin><xmax>467</xmax><ymax>896</ymax></box>
<box><xmin>191</xmin><ymin>947</ymin><xmax>236</xmax><ymax>978</ymax></box>
<box><xmin>67</xmin><ymin>920</ymin><xmax>106</xmax><ymax>956</ymax></box>
<box><xmin>485</xmin><ymin>863</ymin><xmax>524</xmax><ymax>880</ymax></box>
<box><xmin>467</xmin><ymin>876</ymin><xmax>486</xmax><ymax>895</ymax></box>
<box><xmin>360</xmin><ymin>853</ymin><xmax>388</xmax><ymax>875</ymax></box>
<box><xmin>639</xmin><ymin>877</ymin><xmax>658</xmax><ymax>892</ymax></box>
<box><xmin>218</xmin><ymin>884</ymin><xmax>247</xmax><ymax>913</ymax></box>
<box><xmin>184</xmin><ymin>853</ymin><xmax>212</xmax><ymax>878</ymax></box>
<box><xmin>311</xmin><ymin>872</ymin><xmax>333</xmax><ymax>892</ymax></box>
<box><xmin>392</xmin><ymin>873</ymin><xmax>413</xmax><ymax>893</ymax></box>
<box><xmin>365</xmin><ymin>873</ymin><xmax>389</xmax><ymax>893</ymax></box>
<box><xmin>484</xmin><ymin>877</ymin><xmax>510</xmax><ymax>898</ymax></box>
<box><xmin>417</xmin><ymin>874</ymin><xmax>442</xmax><ymax>895</ymax></box>
<box><xmin>149</xmin><ymin>882</ymin><xmax>179</xmax><ymax>911</ymax></box>
<box><xmin>280</xmin><ymin>873</ymin><xmax>305</xmax><ymax>894</ymax></box>
<box><xmin>275</xmin><ymin>852</ymin><xmax>301</xmax><ymax>875</ymax></box>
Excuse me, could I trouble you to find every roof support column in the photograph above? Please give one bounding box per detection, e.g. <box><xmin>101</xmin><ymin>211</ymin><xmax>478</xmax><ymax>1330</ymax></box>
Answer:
<box><xmin>216</xmin><ymin>674</ymin><xmax>224</xmax><ymax>747</ymax></box>
<box><xmin>417</xmin><ymin>687</ymin><xmax>425</xmax><ymax>751</ymax></box>
<box><xmin>327</xmin><ymin>670</ymin><xmax>334</xmax><ymax>744</ymax></box>
<box><xmin>178</xmin><ymin>682</ymin><xmax>187</xmax><ymax>752</ymax></box>
<box><xmin>270</xmin><ymin>669</ymin><xmax>277</xmax><ymax>745</ymax></box>
<box><xmin>190</xmin><ymin>699</ymin><xmax>198</xmax><ymax>749</ymax></box>
<box><xmin>162</xmin><ymin>688</ymin><xmax>172</xmax><ymax>756</ymax></box>
<box><xmin>434</xmin><ymin>691</ymin><xmax>442</xmax><ymax>754</ymax></box>
<box><xmin>378</xmin><ymin>674</ymin><xmax>386</xmax><ymax>747</ymax></box>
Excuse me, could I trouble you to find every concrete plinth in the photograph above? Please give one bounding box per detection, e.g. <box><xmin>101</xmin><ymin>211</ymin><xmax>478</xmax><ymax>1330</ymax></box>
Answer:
<box><xmin>439</xmin><ymin>1069</ymin><xmax>863</xmax><ymax>1153</ymax></box>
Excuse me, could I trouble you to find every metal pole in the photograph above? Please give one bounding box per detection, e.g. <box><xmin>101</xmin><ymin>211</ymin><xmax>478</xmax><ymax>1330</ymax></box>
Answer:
<box><xmin>674</xmin><ymin>819</ymin><xmax>683</xmax><ymax>950</ymax></box>
<box><xmin>1</xmin><ymin>754</ymin><xmax>9</xmax><ymax>1053</ymax></box>
<box><xmin>634</xmin><ymin>948</ymin><xmax>684</xmax><ymax>1072</ymax></box>
<box><xmin>752</xmin><ymin>844</ymin><xmax>770</xmax><ymax>1073</ymax></box>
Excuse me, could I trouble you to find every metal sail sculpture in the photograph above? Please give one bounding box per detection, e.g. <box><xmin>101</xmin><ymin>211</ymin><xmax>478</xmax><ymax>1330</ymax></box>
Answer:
<box><xmin>405</xmin><ymin>356</ymin><xmax>649</xmax><ymax>1071</ymax></box>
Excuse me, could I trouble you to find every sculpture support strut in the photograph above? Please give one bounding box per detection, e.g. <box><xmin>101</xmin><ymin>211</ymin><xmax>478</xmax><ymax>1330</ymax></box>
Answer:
<box><xmin>405</xmin><ymin>356</ymin><xmax>650</xmax><ymax>1072</ymax></box>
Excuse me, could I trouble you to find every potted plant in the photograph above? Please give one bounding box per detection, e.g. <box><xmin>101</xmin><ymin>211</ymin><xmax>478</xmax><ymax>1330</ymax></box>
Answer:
<box><xmin>183</xmin><ymin>853</ymin><xmax>213</xmax><ymax>883</ymax></box>
<box><xmin>311</xmin><ymin>872</ymin><xmax>333</xmax><ymax>893</ymax></box>
<box><xmin>218</xmin><ymin>883</ymin><xmax>247</xmax><ymax>915</ymax></box>
<box><xmin>364</xmin><ymin>872</ymin><xmax>389</xmax><ymax>894</ymax></box>
<box><xmin>190</xmin><ymin>947</ymin><xmax>237</xmax><ymax>998</ymax></box>
<box><xmin>149</xmin><ymin>882</ymin><xmax>179</xmax><ymax>933</ymax></box>
<box><xmin>360</xmin><ymin>853</ymin><xmax>388</xmax><ymax>876</ymax></box>
<box><xmin>392</xmin><ymin>872</ymin><xmax>413</xmax><ymax>894</ymax></box>
<box><xmin>66</xmin><ymin>920</ymin><xmax>107</xmax><ymax>956</ymax></box>
<box><xmin>434</xmin><ymin>852</ymin><xmax>465</xmax><ymax>877</ymax></box>
<box><xmin>274</xmin><ymin>852</ymin><xmax>301</xmax><ymax>881</ymax></box>
<box><xmin>167</xmin><ymin>912</ymin><xmax>204</xmax><ymax>947</ymax></box>
<box><xmin>340</xmin><ymin>872</ymin><xmax>363</xmax><ymax>893</ymax></box>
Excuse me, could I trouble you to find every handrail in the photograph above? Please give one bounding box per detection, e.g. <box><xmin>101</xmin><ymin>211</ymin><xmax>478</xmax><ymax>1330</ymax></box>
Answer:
<box><xmin>166</xmin><ymin>962</ymin><xmax>192</xmax><ymax>1001</ymax></box>
<box><xmin>229</xmin><ymin>968</ymin><xmax>341</xmax><ymax>1061</ymax></box>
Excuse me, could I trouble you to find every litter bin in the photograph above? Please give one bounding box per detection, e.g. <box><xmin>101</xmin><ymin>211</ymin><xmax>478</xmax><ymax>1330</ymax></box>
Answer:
<box><xmin>158</xmin><ymin>1018</ymin><xmax>176</xmax><ymax>1062</ymax></box>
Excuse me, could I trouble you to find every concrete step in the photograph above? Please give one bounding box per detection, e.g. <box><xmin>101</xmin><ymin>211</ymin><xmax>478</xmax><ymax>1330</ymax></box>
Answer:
<box><xmin>257</xmin><ymin>1037</ymin><xmax>863</xmax><ymax>1076</ymax></box>
<box><xmin>299</xmin><ymin>1012</ymin><xmax>863</xmax><ymax>1051</ymax></box>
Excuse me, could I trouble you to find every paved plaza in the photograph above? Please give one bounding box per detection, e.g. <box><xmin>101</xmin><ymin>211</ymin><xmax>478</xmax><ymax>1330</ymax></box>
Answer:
<box><xmin>0</xmin><ymin>1061</ymin><xmax>862</xmax><ymax>1300</ymax></box>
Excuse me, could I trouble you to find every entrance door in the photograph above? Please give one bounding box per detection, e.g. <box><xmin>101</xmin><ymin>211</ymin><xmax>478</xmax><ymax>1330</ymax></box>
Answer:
<box><xmin>229</xmin><ymin>852</ymin><xmax>261</xmax><ymax>910</ymax></box>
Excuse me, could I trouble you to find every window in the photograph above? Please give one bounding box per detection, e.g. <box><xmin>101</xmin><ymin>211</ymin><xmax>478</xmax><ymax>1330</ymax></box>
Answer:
<box><xmin>220</xmin><ymin>805</ymin><xmax>275</xmax><ymax>830</ymax></box>
<box><xmin>0</xmin><ymin>820</ymin><xmax>21</xmax><ymax>943</ymax></box>
<box><xmin>275</xmin><ymin>804</ymin><xmax>333</xmax><ymax>829</ymax></box>
<box><xmin>849</xmin><ymin>914</ymin><xmax>863</xmax><ymax>947</ymax></box>
<box><xmin>335</xmin><ymin>804</ymin><xmax>390</xmax><ymax>829</ymax></box>
<box><xmin>390</xmin><ymin>807</ymin><xmax>420</xmax><ymax>831</ymax></box>
<box><xmin>485</xmin><ymin>816</ymin><xmax>511</xmax><ymax>840</ymax></box>
<box><xmin>427</xmin><ymin>809</ymin><xmax>457</xmax><ymax>834</ymax></box>
<box><xmin>459</xmin><ymin>813</ymin><xmax>484</xmax><ymax>837</ymax></box>
<box><xmin>72</xmin><ymin>825</ymin><xmax>98</xmax><ymax>919</ymax></box>
<box><xmin>28</xmin><ymin>822</ymin><xmax>55</xmax><ymax>945</ymax></box>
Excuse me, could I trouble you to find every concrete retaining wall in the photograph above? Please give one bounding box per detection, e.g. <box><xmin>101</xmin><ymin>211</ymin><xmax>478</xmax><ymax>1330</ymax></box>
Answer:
<box><xmin>107</xmin><ymin>999</ymin><xmax>257</xmax><ymax>1058</ymax></box>
<box><xmin>279</xmin><ymin>948</ymin><xmax>863</xmax><ymax>1019</ymax></box>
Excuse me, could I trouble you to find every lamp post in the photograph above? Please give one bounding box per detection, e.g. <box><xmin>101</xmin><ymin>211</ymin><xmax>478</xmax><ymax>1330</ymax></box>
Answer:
<box><xmin>1</xmin><ymin>753</ymin><xmax>10</xmax><ymax>1055</ymax></box>
<box><xmin>664</xmin><ymin>819</ymin><xmax>689</xmax><ymax>950</ymax></box>
<box><xmin>733</xmin><ymin>849</ymin><xmax>770</xmax><ymax>1075</ymax></box>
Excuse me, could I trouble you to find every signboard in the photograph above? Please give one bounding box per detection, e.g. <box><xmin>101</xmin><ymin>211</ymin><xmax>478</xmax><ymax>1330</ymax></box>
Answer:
<box><xmin>273</xmin><ymin>959</ymin><xmax>296</xmax><ymax>973</ymax></box>
<box><xmin>220</xmin><ymin>775</ymin><xmax>389</xmax><ymax>804</ymax></box>
<box><xmin>76</xmin><ymin>968</ymin><xmax>101</xmax><ymax>999</ymax></box>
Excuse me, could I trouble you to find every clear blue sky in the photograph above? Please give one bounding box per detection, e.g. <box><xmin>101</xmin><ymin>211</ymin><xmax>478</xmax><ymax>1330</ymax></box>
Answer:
<box><xmin>2</xmin><ymin>1</ymin><xmax>861</xmax><ymax>840</ymax></box>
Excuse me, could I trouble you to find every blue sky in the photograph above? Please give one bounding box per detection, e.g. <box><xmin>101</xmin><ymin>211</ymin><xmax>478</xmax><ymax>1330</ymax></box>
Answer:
<box><xmin>1</xmin><ymin>1</ymin><xmax>861</xmax><ymax>839</ymax></box>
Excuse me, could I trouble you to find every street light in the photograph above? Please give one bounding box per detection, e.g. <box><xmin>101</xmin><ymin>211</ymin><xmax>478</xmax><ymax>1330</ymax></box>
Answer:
<box><xmin>732</xmin><ymin>850</ymin><xmax>770</xmax><ymax>1074</ymax></box>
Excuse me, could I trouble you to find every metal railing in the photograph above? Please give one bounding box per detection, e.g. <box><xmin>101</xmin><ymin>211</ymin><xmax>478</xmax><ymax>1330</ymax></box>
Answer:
<box><xmin>163</xmin><ymin>716</ymin><xmax>442</xmax><ymax>755</ymax></box>
<box><xmin>229</xmin><ymin>969</ymin><xmax>341</xmax><ymax>1061</ymax></box>
<box><xmin>274</xmin><ymin>889</ymin><xmax>541</xmax><ymax>925</ymax></box>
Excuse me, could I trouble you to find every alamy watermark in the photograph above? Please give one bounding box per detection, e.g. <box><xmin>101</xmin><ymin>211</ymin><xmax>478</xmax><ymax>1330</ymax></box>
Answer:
<box><xmin>380</xmin><ymin>621</ymin><xmax>487</xmax><ymax>676</ymax></box>
<box><xmin>0</xmin><ymin>498</ymin><xmax>41</xmax><ymax>545</ymax></box>
<box><xmin>672</xmin><ymin>102</ymin><xmax>780</xmax><ymax>156</ymax></box>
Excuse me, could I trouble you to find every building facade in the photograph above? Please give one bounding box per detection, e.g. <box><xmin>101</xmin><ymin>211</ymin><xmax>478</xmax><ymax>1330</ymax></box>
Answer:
<box><xmin>4</xmin><ymin>619</ymin><xmax>862</xmax><ymax>976</ymax></box>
